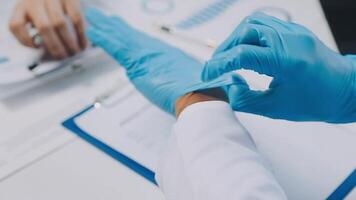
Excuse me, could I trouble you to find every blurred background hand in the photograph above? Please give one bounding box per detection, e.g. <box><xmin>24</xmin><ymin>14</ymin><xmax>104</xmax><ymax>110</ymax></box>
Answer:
<box><xmin>9</xmin><ymin>0</ymin><xmax>87</xmax><ymax>59</ymax></box>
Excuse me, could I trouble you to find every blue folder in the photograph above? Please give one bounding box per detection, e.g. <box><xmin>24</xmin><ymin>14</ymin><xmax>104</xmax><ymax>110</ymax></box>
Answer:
<box><xmin>62</xmin><ymin>105</ymin><xmax>355</xmax><ymax>198</ymax></box>
<box><xmin>62</xmin><ymin>105</ymin><xmax>157</xmax><ymax>185</ymax></box>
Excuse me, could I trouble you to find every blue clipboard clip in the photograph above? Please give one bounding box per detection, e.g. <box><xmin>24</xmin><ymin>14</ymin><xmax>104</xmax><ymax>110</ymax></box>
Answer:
<box><xmin>62</xmin><ymin>105</ymin><xmax>157</xmax><ymax>185</ymax></box>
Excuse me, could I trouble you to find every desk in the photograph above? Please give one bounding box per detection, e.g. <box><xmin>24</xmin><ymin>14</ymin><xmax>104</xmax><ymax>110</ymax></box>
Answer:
<box><xmin>0</xmin><ymin>139</ymin><xmax>164</xmax><ymax>200</ymax></box>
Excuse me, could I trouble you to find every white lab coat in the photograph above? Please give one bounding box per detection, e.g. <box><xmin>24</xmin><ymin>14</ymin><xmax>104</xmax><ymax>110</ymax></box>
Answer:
<box><xmin>155</xmin><ymin>101</ymin><xmax>288</xmax><ymax>200</ymax></box>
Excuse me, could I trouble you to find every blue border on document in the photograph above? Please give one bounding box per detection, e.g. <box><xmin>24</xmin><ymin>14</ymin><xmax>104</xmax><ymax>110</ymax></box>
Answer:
<box><xmin>327</xmin><ymin>169</ymin><xmax>355</xmax><ymax>200</ymax></box>
<box><xmin>62</xmin><ymin>105</ymin><xmax>157</xmax><ymax>185</ymax></box>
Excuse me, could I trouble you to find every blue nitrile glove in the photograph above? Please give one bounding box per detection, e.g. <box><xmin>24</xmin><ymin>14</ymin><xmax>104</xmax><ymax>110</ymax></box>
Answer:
<box><xmin>202</xmin><ymin>13</ymin><xmax>356</xmax><ymax>123</ymax></box>
<box><xmin>85</xmin><ymin>8</ymin><xmax>233</xmax><ymax>115</ymax></box>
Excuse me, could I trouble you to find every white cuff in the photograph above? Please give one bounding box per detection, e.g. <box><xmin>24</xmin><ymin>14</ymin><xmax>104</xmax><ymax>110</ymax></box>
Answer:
<box><xmin>156</xmin><ymin>101</ymin><xmax>287</xmax><ymax>200</ymax></box>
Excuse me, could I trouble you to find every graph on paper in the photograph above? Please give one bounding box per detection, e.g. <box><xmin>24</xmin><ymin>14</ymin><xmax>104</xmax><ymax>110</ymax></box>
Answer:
<box><xmin>175</xmin><ymin>0</ymin><xmax>240</xmax><ymax>30</ymax></box>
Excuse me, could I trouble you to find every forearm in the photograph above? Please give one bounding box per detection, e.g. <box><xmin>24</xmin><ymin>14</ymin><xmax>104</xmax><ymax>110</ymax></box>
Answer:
<box><xmin>156</xmin><ymin>93</ymin><xmax>287</xmax><ymax>200</ymax></box>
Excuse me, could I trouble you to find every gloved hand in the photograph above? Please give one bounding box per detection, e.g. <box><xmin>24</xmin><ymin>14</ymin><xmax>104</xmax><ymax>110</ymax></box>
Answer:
<box><xmin>202</xmin><ymin>13</ymin><xmax>356</xmax><ymax>123</ymax></box>
<box><xmin>85</xmin><ymin>8</ymin><xmax>232</xmax><ymax>115</ymax></box>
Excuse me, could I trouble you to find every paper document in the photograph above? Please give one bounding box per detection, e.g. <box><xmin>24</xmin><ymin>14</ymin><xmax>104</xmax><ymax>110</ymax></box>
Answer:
<box><xmin>0</xmin><ymin>0</ymin><xmax>115</xmax><ymax>98</ymax></box>
<box><xmin>76</xmin><ymin>83</ymin><xmax>175</xmax><ymax>172</ymax></box>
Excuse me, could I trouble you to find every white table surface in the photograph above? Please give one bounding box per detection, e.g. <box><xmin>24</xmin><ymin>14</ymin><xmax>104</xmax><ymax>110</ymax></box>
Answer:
<box><xmin>0</xmin><ymin>138</ymin><xmax>164</xmax><ymax>200</ymax></box>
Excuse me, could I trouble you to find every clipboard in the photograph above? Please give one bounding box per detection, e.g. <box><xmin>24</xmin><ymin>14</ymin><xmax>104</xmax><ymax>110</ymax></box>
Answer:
<box><xmin>62</xmin><ymin>105</ymin><xmax>157</xmax><ymax>185</ymax></box>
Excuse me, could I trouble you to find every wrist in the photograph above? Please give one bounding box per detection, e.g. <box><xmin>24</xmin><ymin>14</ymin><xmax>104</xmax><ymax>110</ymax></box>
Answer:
<box><xmin>175</xmin><ymin>92</ymin><xmax>224</xmax><ymax>118</ymax></box>
<box><xmin>340</xmin><ymin>72</ymin><xmax>356</xmax><ymax>123</ymax></box>
<box><xmin>329</xmin><ymin>55</ymin><xmax>356</xmax><ymax>123</ymax></box>
<box><xmin>345</xmin><ymin>63</ymin><xmax>356</xmax><ymax>122</ymax></box>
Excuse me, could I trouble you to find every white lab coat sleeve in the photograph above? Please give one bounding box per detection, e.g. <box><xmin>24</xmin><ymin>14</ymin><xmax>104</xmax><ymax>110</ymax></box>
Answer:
<box><xmin>155</xmin><ymin>101</ymin><xmax>287</xmax><ymax>200</ymax></box>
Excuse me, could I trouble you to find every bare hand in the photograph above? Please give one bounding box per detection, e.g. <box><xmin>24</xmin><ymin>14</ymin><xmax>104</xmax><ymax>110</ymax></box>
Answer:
<box><xmin>9</xmin><ymin>0</ymin><xmax>87</xmax><ymax>59</ymax></box>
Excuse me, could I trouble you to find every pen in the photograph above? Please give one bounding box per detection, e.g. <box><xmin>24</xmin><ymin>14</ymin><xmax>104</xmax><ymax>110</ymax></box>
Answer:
<box><xmin>155</xmin><ymin>24</ymin><xmax>218</xmax><ymax>49</ymax></box>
